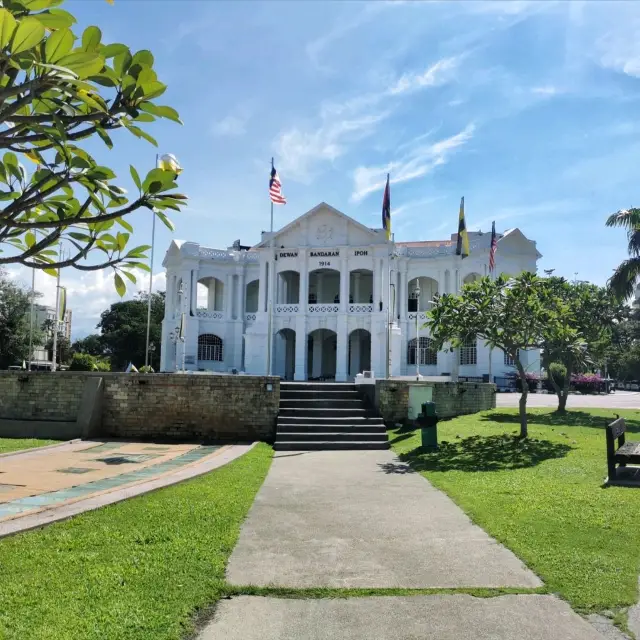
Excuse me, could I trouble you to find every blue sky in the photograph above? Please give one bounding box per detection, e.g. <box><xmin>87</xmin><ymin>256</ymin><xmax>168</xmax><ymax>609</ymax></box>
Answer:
<box><xmin>11</xmin><ymin>0</ymin><xmax>640</xmax><ymax>337</ymax></box>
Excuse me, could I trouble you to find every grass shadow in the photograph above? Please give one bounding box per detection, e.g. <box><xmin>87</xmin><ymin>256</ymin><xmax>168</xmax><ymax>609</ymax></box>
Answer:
<box><xmin>377</xmin><ymin>461</ymin><xmax>416</xmax><ymax>474</ymax></box>
<box><xmin>485</xmin><ymin>411</ymin><xmax>640</xmax><ymax>433</ymax></box>
<box><xmin>399</xmin><ymin>434</ymin><xmax>573</xmax><ymax>473</ymax></box>
<box><xmin>388</xmin><ymin>432</ymin><xmax>415</xmax><ymax>446</ymax></box>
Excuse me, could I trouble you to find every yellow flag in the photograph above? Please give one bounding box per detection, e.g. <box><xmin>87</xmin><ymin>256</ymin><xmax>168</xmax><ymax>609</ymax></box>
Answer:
<box><xmin>455</xmin><ymin>196</ymin><xmax>470</xmax><ymax>259</ymax></box>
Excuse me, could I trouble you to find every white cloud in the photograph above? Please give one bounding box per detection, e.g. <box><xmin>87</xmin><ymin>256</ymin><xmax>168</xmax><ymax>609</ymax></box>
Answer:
<box><xmin>598</xmin><ymin>30</ymin><xmax>640</xmax><ymax>78</ymax></box>
<box><xmin>275</xmin><ymin>56</ymin><xmax>463</xmax><ymax>182</ymax></box>
<box><xmin>351</xmin><ymin>124</ymin><xmax>475</xmax><ymax>202</ymax></box>
<box><xmin>531</xmin><ymin>85</ymin><xmax>561</xmax><ymax>95</ymax></box>
<box><xmin>211</xmin><ymin>114</ymin><xmax>247</xmax><ymax>137</ymax></box>
<box><xmin>6</xmin><ymin>265</ymin><xmax>166</xmax><ymax>340</ymax></box>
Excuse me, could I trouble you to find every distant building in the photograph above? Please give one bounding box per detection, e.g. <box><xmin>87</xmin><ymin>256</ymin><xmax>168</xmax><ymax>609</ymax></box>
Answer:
<box><xmin>28</xmin><ymin>303</ymin><xmax>72</xmax><ymax>368</ymax></box>
<box><xmin>633</xmin><ymin>284</ymin><xmax>640</xmax><ymax>310</ymax></box>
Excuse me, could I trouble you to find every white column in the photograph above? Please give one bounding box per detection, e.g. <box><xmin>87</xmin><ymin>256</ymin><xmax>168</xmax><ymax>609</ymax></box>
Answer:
<box><xmin>258</xmin><ymin>258</ymin><xmax>267</xmax><ymax>312</ymax></box>
<box><xmin>225</xmin><ymin>273</ymin><xmax>234</xmax><ymax>319</ymax></box>
<box><xmin>236</xmin><ymin>270</ymin><xmax>245</xmax><ymax>320</ymax></box>
<box><xmin>400</xmin><ymin>266</ymin><xmax>408</xmax><ymax>320</ymax></box>
<box><xmin>189</xmin><ymin>269</ymin><xmax>197</xmax><ymax>315</ymax></box>
<box><xmin>372</xmin><ymin>258</ymin><xmax>380</xmax><ymax>312</ymax></box>
<box><xmin>336</xmin><ymin>317</ymin><xmax>348</xmax><ymax>382</ymax></box>
<box><xmin>294</xmin><ymin>250</ymin><xmax>308</xmax><ymax>380</ymax></box>
<box><xmin>340</xmin><ymin>256</ymin><xmax>348</xmax><ymax>312</ymax></box>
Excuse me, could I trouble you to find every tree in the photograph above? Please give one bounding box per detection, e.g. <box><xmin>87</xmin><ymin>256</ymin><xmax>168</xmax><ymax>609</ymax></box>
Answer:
<box><xmin>96</xmin><ymin>291</ymin><xmax>163</xmax><ymax>370</ymax></box>
<box><xmin>604</xmin><ymin>307</ymin><xmax>640</xmax><ymax>383</ymax></box>
<box><xmin>71</xmin><ymin>333</ymin><xmax>103</xmax><ymax>356</ymax></box>
<box><xmin>44</xmin><ymin>330</ymin><xmax>70</xmax><ymax>365</ymax></box>
<box><xmin>428</xmin><ymin>273</ymin><xmax>565</xmax><ymax>438</ymax></box>
<box><xmin>0</xmin><ymin>0</ymin><xmax>186</xmax><ymax>295</ymax></box>
<box><xmin>606</xmin><ymin>208</ymin><xmax>640</xmax><ymax>300</ymax></box>
<box><xmin>0</xmin><ymin>267</ymin><xmax>41</xmax><ymax>367</ymax></box>
<box><xmin>540</xmin><ymin>278</ymin><xmax>622</xmax><ymax>412</ymax></box>
<box><xmin>69</xmin><ymin>351</ymin><xmax>109</xmax><ymax>371</ymax></box>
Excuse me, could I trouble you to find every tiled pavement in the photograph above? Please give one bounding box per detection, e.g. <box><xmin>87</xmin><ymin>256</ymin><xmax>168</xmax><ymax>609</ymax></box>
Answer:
<box><xmin>0</xmin><ymin>440</ymin><xmax>221</xmax><ymax>522</ymax></box>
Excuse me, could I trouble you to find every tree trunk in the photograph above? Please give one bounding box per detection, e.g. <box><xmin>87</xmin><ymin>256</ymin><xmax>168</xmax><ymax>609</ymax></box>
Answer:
<box><xmin>556</xmin><ymin>364</ymin><xmax>572</xmax><ymax>413</ymax></box>
<box><xmin>516</xmin><ymin>361</ymin><xmax>528</xmax><ymax>438</ymax></box>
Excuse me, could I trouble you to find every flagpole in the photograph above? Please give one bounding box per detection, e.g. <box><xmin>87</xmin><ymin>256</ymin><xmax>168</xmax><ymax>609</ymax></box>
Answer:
<box><xmin>52</xmin><ymin>247</ymin><xmax>62</xmax><ymax>372</ymax></box>
<box><xmin>266</xmin><ymin>158</ymin><xmax>275</xmax><ymax>377</ymax></box>
<box><xmin>144</xmin><ymin>154</ymin><xmax>159</xmax><ymax>369</ymax></box>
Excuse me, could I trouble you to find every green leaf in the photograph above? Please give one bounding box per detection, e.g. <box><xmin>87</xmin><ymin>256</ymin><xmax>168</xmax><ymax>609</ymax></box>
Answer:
<box><xmin>140</xmin><ymin>103</ymin><xmax>182</xmax><ymax>124</ymax></box>
<box><xmin>11</xmin><ymin>17</ymin><xmax>45</xmax><ymax>54</ymax></box>
<box><xmin>155</xmin><ymin>210</ymin><xmax>175</xmax><ymax>232</ymax></box>
<box><xmin>44</xmin><ymin>27</ymin><xmax>74</xmax><ymax>62</ymax></box>
<box><xmin>113</xmin><ymin>48</ymin><xmax>132</xmax><ymax>77</ymax></box>
<box><xmin>57</xmin><ymin>52</ymin><xmax>104</xmax><ymax>79</ymax></box>
<box><xmin>95</xmin><ymin>127</ymin><xmax>113</xmax><ymax>149</ymax></box>
<box><xmin>133</xmin><ymin>112</ymin><xmax>155</xmax><ymax>123</ymax></box>
<box><xmin>25</xmin><ymin>231</ymin><xmax>36</xmax><ymax>248</ymax></box>
<box><xmin>114</xmin><ymin>272</ymin><xmax>126</xmax><ymax>297</ymax></box>
<box><xmin>116</xmin><ymin>217</ymin><xmax>133</xmax><ymax>233</ymax></box>
<box><xmin>4</xmin><ymin>152</ymin><xmax>18</xmax><ymax>169</ymax></box>
<box><xmin>127</xmin><ymin>124</ymin><xmax>157</xmax><ymax>147</ymax></box>
<box><xmin>0</xmin><ymin>9</ymin><xmax>17</xmax><ymax>50</ymax></box>
<box><xmin>141</xmin><ymin>168</ymin><xmax>174</xmax><ymax>193</ymax></box>
<box><xmin>81</xmin><ymin>25</ymin><xmax>101</xmax><ymax>52</ymax></box>
<box><xmin>129</xmin><ymin>165</ymin><xmax>141</xmax><ymax>191</ymax></box>
<box><xmin>136</xmin><ymin>67</ymin><xmax>157</xmax><ymax>88</ymax></box>
<box><xmin>116</xmin><ymin>231</ymin><xmax>129</xmax><ymax>251</ymax></box>
<box><xmin>131</xmin><ymin>49</ymin><xmax>154</xmax><ymax>68</ymax></box>
<box><xmin>125</xmin><ymin>260</ymin><xmax>151</xmax><ymax>272</ymax></box>
<box><xmin>121</xmin><ymin>269</ymin><xmax>137</xmax><ymax>284</ymax></box>
<box><xmin>140</xmin><ymin>80</ymin><xmax>166</xmax><ymax>100</ymax></box>
<box><xmin>100</xmin><ymin>42</ymin><xmax>127</xmax><ymax>59</ymax></box>
<box><xmin>68</xmin><ymin>231</ymin><xmax>92</xmax><ymax>242</ymax></box>
<box><xmin>70</xmin><ymin>156</ymin><xmax>90</xmax><ymax>170</ymax></box>
<box><xmin>43</xmin><ymin>267</ymin><xmax>59</xmax><ymax>277</ymax></box>
<box><xmin>34</xmin><ymin>8</ymin><xmax>76</xmax><ymax>30</ymax></box>
<box><xmin>22</xmin><ymin>0</ymin><xmax>64</xmax><ymax>11</ymax></box>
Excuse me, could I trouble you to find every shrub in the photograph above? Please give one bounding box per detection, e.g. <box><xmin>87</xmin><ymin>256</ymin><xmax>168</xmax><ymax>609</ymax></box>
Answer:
<box><xmin>548</xmin><ymin>362</ymin><xmax>567</xmax><ymax>391</ymax></box>
<box><xmin>69</xmin><ymin>353</ymin><xmax>110</xmax><ymax>372</ymax></box>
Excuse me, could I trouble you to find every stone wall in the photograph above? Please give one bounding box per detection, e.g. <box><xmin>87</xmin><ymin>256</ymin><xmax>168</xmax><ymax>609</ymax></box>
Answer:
<box><xmin>375</xmin><ymin>380</ymin><xmax>496</xmax><ymax>424</ymax></box>
<box><xmin>0</xmin><ymin>372</ymin><xmax>85</xmax><ymax>421</ymax></box>
<box><xmin>0</xmin><ymin>372</ymin><xmax>279</xmax><ymax>442</ymax></box>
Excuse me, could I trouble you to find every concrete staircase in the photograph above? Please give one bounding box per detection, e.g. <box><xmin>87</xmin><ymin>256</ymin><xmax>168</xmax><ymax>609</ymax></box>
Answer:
<box><xmin>275</xmin><ymin>382</ymin><xmax>389</xmax><ymax>451</ymax></box>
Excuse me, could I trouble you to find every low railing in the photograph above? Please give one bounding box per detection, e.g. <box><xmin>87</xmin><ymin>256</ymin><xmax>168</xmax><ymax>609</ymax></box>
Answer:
<box><xmin>196</xmin><ymin>309</ymin><xmax>223</xmax><ymax>319</ymax></box>
<box><xmin>274</xmin><ymin>304</ymin><xmax>299</xmax><ymax>314</ymax></box>
<box><xmin>407</xmin><ymin>312</ymin><xmax>429</xmax><ymax>322</ymax></box>
<box><xmin>244</xmin><ymin>313</ymin><xmax>256</xmax><ymax>324</ymax></box>
<box><xmin>348</xmin><ymin>303</ymin><xmax>373</xmax><ymax>314</ymax></box>
<box><xmin>308</xmin><ymin>304</ymin><xmax>339</xmax><ymax>314</ymax></box>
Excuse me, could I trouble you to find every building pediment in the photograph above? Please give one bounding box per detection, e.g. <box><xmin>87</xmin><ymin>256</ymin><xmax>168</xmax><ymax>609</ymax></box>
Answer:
<box><xmin>254</xmin><ymin>202</ymin><xmax>385</xmax><ymax>249</ymax></box>
<box><xmin>499</xmin><ymin>228</ymin><xmax>542</xmax><ymax>259</ymax></box>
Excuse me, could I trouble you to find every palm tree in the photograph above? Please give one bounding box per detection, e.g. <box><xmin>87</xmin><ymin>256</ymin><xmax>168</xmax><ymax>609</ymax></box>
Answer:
<box><xmin>606</xmin><ymin>208</ymin><xmax>640</xmax><ymax>300</ymax></box>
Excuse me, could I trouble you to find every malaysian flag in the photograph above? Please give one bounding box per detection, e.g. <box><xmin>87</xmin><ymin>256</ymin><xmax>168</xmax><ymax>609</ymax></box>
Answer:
<box><xmin>382</xmin><ymin>174</ymin><xmax>391</xmax><ymax>241</ymax></box>
<box><xmin>269</xmin><ymin>165</ymin><xmax>287</xmax><ymax>205</ymax></box>
<box><xmin>489</xmin><ymin>221</ymin><xmax>497</xmax><ymax>273</ymax></box>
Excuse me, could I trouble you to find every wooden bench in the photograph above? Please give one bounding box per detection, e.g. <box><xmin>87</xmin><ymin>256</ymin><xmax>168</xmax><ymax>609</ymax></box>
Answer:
<box><xmin>606</xmin><ymin>417</ymin><xmax>640</xmax><ymax>483</ymax></box>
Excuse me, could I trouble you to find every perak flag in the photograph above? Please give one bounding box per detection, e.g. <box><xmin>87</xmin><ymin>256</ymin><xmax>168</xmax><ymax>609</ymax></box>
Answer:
<box><xmin>157</xmin><ymin>153</ymin><xmax>182</xmax><ymax>174</ymax></box>
<box><xmin>58</xmin><ymin>286</ymin><xmax>66</xmax><ymax>322</ymax></box>
<box><xmin>489</xmin><ymin>221</ymin><xmax>497</xmax><ymax>273</ymax></box>
<box><xmin>382</xmin><ymin>174</ymin><xmax>391</xmax><ymax>241</ymax></box>
<box><xmin>455</xmin><ymin>196</ymin><xmax>469</xmax><ymax>259</ymax></box>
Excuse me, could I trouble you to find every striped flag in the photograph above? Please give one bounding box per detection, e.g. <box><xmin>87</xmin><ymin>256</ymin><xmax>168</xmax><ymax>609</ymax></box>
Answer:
<box><xmin>382</xmin><ymin>174</ymin><xmax>391</xmax><ymax>241</ymax></box>
<box><xmin>455</xmin><ymin>196</ymin><xmax>469</xmax><ymax>259</ymax></box>
<box><xmin>58</xmin><ymin>286</ymin><xmax>66</xmax><ymax>323</ymax></box>
<box><xmin>489</xmin><ymin>221</ymin><xmax>497</xmax><ymax>273</ymax></box>
<box><xmin>269</xmin><ymin>165</ymin><xmax>287</xmax><ymax>205</ymax></box>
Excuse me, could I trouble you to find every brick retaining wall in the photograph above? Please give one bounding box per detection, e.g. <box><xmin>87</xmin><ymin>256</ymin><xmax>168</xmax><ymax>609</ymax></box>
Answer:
<box><xmin>0</xmin><ymin>372</ymin><xmax>279</xmax><ymax>442</ymax></box>
<box><xmin>375</xmin><ymin>380</ymin><xmax>496</xmax><ymax>424</ymax></box>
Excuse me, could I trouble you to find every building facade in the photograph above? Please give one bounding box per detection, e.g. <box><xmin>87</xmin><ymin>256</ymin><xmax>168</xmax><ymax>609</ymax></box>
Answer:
<box><xmin>160</xmin><ymin>202</ymin><xmax>541</xmax><ymax>381</ymax></box>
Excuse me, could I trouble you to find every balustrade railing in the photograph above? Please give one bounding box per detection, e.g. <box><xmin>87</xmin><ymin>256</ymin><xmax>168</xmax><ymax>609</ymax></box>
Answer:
<box><xmin>274</xmin><ymin>304</ymin><xmax>299</xmax><ymax>314</ymax></box>
<box><xmin>196</xmin><ymin>309</ymin><xmax>223</xmax><ymax>319</ymax></box>
<box><xmin>348</xmin><ymin>304</ymin><xmax>373</xmax><ymax>313</ymax></box>
<box><xmin>244</xmin><ymin>313</ymin><xmax>256</xmax><ymax>324</ymax></box>
<box><xmin>308</xmin><ymin>304</ymin><xmax>339</xmax><ymax>314</ymax></box>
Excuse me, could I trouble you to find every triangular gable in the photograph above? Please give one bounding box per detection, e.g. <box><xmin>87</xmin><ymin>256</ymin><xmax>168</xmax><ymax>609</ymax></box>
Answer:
<box><xmin>162</xmin><ymin>239</ymin><xmax>186</xmax><ymax>267</ymax></box>
<box><xmin>499</xmin><ymin>228</ymin><xmax>542</xmax><ymax>259</ymax></box>
<box><xmin>253</xmin><ymin>202</ymin><xmax>383</xmax><ymax>249</ymax></box>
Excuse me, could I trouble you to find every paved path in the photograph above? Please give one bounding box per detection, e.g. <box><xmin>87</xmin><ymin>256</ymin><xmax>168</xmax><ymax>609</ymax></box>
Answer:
<box><xmin>226</xmin><ymin>450</ymin><xmax>540</xmax><ymax>588</ymax></box>
<box><xmin>201</xmin><ymin>595</ymin><xmax>605</xmax><ymax>640</ymax></box>
<box><xmin>199</xmin><ymin>449</ymin><xmax>608</xmax><ymax>639</ymax></box>
<box><xmin>497</xmin><ymin>390</ymin><xmax>640</xmax><ymax>410</ymax></box>
<box><xmin>0</xmin><ymin>440</ymin><xmax>252</xmax><ymax>538</ymax></box>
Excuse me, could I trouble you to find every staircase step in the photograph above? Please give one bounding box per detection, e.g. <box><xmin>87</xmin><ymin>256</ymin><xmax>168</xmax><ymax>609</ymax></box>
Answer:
<box><xmin>277</xmin><ymin>416</ymin><xmax>385</xmax><ymax>425</ymax></box>
<box><xmin>274</xmin><ymin>441</ymin><xmax>390</xmax><ymax>451</ymax></box>
<box><xmin>279</xmin><ymin>408</ymin><xmax>372</xmax><ymax>418</ymax></box>
<box><xmin>276</xmin><ymin>432</ymin><xmax>388</xmax><ymax>442</ymax></box>
<box><xmin>280</xmin><ymin>383</ymin><xmax>357</xmax><ymax>392</ymax></box>
<box><xmin>279</xmin><ymin>399</ymin><xmax>364</xmax><ymax>409</ymax></box>
<box><xmin>281</xmin><ymin>390</ymin><xmax>360</xmax><ymax>401</ymax></box>
<box><xmin>276</xmin><ymin>424</ymin><xmax>387</xmax><ymax>433</ymax></box>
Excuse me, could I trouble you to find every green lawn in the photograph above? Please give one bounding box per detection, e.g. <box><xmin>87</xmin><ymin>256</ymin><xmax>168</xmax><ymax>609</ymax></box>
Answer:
<box><xmin>0</xmin><ymin>443</ymin><xmax>272</xmax><ymax>640</ymax></box>
<box><xmin>0</xmin><ymin>437</ymin><xmax>59</xmax><ymax>454</ymax></box>
<box><xmin>390</xmin><ymin>408</ymin><xmax>640</xmax><ymax>613</ymax></box>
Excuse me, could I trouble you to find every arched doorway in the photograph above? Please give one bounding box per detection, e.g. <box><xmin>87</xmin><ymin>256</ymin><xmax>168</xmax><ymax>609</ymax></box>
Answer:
<box><xmin>197</xmin><ymin>277</ymin><xmax>224</xmax><ymax>312</ymax></box>
<box><xmin>274</xmin><ymin>329</ymin><xmax>296</xmax><ymax>380</ymax></box>
<box><xmin>277</xmin><ymin>270</ymin><xmax>300</xmax><ymax>304</ymax></box>
<box><xmin>408</xmin><ymin>276</ymin><xmax>438</xmax><ymax>312</ymax></box>
<box><xmin>463</xmin><ymin>272</ymin><xmax>482</xmax><ymax>285</ymax></box>
<box><xmin>308</xmin><ymin>268</ymin><xmax>340</xmax><ymax>304</ymax></box>
<box><xmin>348</xmin><ymin>329</ymin><xmax>371</xmax><ymax>379</ymax></box>
<box><xmin>307</xmin><ymin>329</ymin><xmax>337</xmax><ymax>381</ymax></box>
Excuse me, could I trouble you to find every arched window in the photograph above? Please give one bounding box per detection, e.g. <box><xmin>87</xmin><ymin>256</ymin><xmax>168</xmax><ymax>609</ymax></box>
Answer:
<box><xmin>198</xmin><ymin>334</ymin><xmax>223</xmax><ymax>361</ymax></box>
<box><xmin>459</xmin><ymin>336</ymin><xmax>477</xmax><ymax>365</ymax></box>
<box><xmin>408</xmin><ymin>337</ymin><xmax>437</xmax><ymax>366</ymax></box>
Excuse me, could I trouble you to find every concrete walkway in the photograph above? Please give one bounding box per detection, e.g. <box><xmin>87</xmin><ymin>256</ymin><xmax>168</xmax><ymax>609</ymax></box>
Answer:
<box><xmin>497</xmin><ymin>390</ymin><xmax>640</xmax><ymax>409</ymax></box>
<box><xmin>227</xmin><ymin>450</ymin><xmax>540</xmax><ymax>588</ymax></box>
<box><xmin>199</xmin><ymin>449</ymin><xmax>608</xmax><ymax>639</ymax></box>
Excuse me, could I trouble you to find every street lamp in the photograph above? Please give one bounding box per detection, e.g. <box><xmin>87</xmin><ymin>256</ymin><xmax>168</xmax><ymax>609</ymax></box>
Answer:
<box><xmin>414</xmin><ymin>280</ymin><xmax>421</xmax><ymax>380</ymax></box>
<box><xmin>148</xmin><ymin>342</ymin><xmax>156</xmax><ymax>370</ymax></box>
<box><xmin>167</xmin><ymin>327</ymin><xmax>183</xmax><ymax>372</ymax></box>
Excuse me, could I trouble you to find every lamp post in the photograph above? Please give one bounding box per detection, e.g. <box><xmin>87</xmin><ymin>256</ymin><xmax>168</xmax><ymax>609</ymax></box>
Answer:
<box><xmin>414</xmin><ymin>280</ymin><xmax>421</xmax><ymax>380</ymax></box>
<box><xmin>148</xmin><ymin>342</ymin><xmax>156</xmax><ymax>371</ymax></box>
<box><xmin>167</xmin><ymin>328</ymin><xmax>181</xmax><ymax>372</ymax></box>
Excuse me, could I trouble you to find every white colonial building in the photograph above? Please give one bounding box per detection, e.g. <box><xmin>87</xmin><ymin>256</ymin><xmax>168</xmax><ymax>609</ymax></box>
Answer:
<box><xmin>160</xmin><ymin>202</ymin><xmax>541</xmax><ymax>381</ymax></box>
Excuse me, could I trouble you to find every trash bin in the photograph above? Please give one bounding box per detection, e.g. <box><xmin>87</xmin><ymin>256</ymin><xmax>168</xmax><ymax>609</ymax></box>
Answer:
<box><xmin>419</xmin><ymin>401</ymin><xmax>438</xmax><ymax>449</ymax></box>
